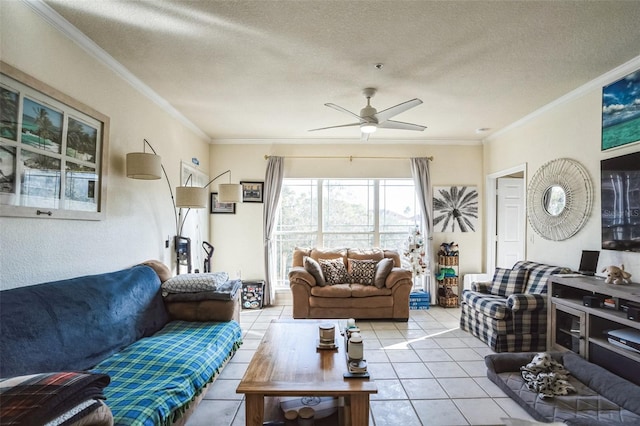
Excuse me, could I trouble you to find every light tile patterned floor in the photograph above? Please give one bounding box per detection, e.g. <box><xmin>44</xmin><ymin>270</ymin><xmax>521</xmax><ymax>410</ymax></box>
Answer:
<box><xmin>186</xmin><ymin>305</ymin><xmax>536</xmax><ymax>425</ymax></box>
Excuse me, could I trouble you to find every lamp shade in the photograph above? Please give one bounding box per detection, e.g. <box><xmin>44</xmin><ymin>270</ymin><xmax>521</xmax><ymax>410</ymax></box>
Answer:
<box><xmin>176</xmin><ymin>186</ymin><xmax>207</xmax><ymax>208</ymax></box>
<box><xmin>126</xmin><ymin>152</ymin><xmax>162</xmax><ymax>180</ymax></box>
<box><xmin>218</xmin><ymin>183</ymin><xmax>243</xmax><ymax>203</ymax></box>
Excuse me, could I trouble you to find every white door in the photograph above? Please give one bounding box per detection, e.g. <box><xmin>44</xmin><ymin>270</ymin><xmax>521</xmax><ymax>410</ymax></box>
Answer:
<box><xmin>496</xmin><ymin>178</ymin><xmax>525</xmax><ymax>268</ymax></box>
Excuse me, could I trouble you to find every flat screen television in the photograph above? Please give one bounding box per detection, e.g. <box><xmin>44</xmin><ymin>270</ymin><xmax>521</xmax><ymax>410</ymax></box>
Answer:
<box><xmin>601</xmin><ymin>151</ymin><xmax>640</xmax><ymax>252</ymax></box>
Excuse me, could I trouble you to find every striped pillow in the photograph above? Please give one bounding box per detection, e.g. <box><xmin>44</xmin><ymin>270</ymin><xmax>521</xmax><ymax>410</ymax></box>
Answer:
<box><xmin>490</xmin><ymin>268</ymin><xmax>528</xmax><ymax>297</ymax></box>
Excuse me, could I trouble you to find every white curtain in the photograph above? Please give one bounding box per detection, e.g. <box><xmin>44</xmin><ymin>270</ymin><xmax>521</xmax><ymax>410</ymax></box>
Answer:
<box><xmin>410</xmin><ymin>157</ymin><xmax>434</xmax><ymax>296</ymax></box>
<box><xmin>262</xmin><ymin>156</ymin><xmax>284</xmax><ymax>306</ymax></box>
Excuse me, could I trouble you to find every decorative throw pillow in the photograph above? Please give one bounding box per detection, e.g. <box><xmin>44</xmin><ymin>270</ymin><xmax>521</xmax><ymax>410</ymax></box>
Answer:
<box><xmin>373</xmin><ymin>258</ymin><xmax>394</xmax><ymax>289</ymax></box>
<box><xmin>161</xmin><ymin>272</ymin><xmax>229</xmax><ymax>296</ymax></box>
<box><xmin>304</xmin><ymin>256</ymin><xmax>326</xmax><ymax>286</ymax></box>
<box><xmin>0</xmin><ymin>371</ymin><xmax>111</xmax><ymax>426</ymax></box>
<box><xmin>319</xmin><ymin>257</ymin><xmax>349</xmax><ymax>284</ymax></box>
<box><xmin>348</xmin><ymin>258</ymin><xmax>377</xmax><ymax>285</ymax></box>
<box><xmin>490</xmin><ymin>267</ymin><xmax>528</xmax><ymax>297</ymax></box>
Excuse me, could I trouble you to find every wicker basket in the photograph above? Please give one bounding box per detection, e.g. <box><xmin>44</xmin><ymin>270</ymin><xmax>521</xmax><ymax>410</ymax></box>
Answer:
<box><xmin>438</xmin><ymin>295</ymin><xmax>459</xmax><ymax>308</ymax></box>
<box><xmin>441</xmin><ymin>277</ymin><xmax>459</xmax><ymax>287</ymax></box>
<box><xmin>439</xmin><ymin>255</ymin><xmax>459</xmax><ymax>266</ymax></box>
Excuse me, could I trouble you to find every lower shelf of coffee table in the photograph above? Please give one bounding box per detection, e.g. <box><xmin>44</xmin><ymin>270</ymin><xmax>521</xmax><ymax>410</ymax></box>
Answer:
<box><xmin>264</xmin><ymin>396</ymin><xmax>345</xmax><ymax>425</ymax></box>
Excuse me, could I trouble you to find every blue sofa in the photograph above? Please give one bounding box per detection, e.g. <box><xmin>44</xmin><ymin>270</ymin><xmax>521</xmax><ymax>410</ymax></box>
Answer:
<box><xmin>0</xmin><ymin>265</ymin><xmax>243</xmax><ymax>426</ymax></box>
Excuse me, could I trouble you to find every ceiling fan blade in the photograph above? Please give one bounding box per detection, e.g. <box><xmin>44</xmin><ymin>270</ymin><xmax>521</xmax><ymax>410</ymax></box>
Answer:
<box><xmin>374</xmin><ymin>98</ymin><xmax>423</xmax><ymax>123</ymax></box>
<box><xmin>360</xmin><ymin>132</ymin><xmax>370</xmax><ymax>142</ymax></box>
<box><xmin>378</xmin><ymin>120</ymin><xmax>427</xmax><ymax>131</ymax></box>
<box><xmin>308</xmin><ymin>122</ymin><xmax>361</xmax><ymax>132</ymax></box>
<box><xmin>325</xmin><ymin>103</ymin><xmax>364</xmax><ymax>121</ymax></box>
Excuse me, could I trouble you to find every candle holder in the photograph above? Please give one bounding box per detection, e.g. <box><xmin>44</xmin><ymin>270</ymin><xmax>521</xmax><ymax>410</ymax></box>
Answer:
<box><xmin>341</xmin><ymin>320</ymin><xmax>369</xmax><ymax>378</ymax></box>
<box><xmin>316</xmin><ymin>322</ymin><xmax>338</xmax><ymax>350</ymax></box>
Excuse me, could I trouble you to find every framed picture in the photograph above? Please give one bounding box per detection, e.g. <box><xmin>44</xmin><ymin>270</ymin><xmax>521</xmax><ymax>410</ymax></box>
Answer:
<box><xmin>210</xmin><ymin>192</ymin><xmax>235</xmax><ymax>214</ymax></box>
<box><xmin>433</xmin><ymin>186</ymin><xmax>478</xmax><ymax>232</ymax></box>
<box><xmin>0</xmin><ymin>61</ymin><xmax>110</xmax><ymax>220</ymax></box>
<box><xmin>602</xmin><ymin>69</ymin><xmax>640</xmax><ymax>151</ymax></box>
<box><xmin>240</xmin><ymin>181</ymin><xmax>264</xmax><ymax>203</ymax></box>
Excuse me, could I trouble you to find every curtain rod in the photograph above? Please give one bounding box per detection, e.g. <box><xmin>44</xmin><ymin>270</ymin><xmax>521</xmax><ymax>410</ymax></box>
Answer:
<box><xmin>264</xmin><ymin>155</ymin><xmax>433</xmax><ymax>162</ymax></box>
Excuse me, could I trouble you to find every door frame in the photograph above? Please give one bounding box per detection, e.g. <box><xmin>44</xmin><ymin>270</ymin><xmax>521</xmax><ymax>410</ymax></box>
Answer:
<box><xmin>485</xmin><ymin>163</ymin><xmax>527</xmax><ymax>275</ymax></box>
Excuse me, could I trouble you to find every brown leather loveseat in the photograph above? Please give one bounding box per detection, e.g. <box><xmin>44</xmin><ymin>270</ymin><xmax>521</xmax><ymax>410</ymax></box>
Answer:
<box><xmin>288</xmin><ymin>247</ymin><xmax>413</xmax><ymax>321</ymax></box>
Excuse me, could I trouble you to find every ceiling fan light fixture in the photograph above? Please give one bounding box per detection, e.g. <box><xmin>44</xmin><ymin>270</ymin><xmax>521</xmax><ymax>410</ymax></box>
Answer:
<box><xmin>311</xmin><ymin>88</ymin><xmax>424</xmax><ymax>138</ymax></box>
<box><xmin>360</xmin><ymin>123</ymin><xmax>377</xmax><ymax>134</ymax></box>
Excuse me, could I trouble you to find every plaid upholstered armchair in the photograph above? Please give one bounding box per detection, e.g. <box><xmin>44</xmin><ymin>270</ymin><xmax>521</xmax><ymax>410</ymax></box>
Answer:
<box><xmin>460</xmin><ymin>261</ymin><xmax>569</xmax><ymax>352</ymax></box>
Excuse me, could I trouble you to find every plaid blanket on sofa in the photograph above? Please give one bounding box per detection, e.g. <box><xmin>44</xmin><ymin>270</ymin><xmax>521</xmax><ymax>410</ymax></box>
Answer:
<box><xmin>91</xmin><ymin>320</ymin><xmax>242</xmax><ymax>426</ymax></box>
<box><xmin>0</xmin><ymin>371</ymin><xmax>110</xmax><ymax>425</ymax></box>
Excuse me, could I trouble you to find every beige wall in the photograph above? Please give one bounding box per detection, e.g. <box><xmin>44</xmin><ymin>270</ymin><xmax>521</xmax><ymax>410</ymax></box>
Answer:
<box><xmin>0</xmin><ymin>2</ymin><xmax>210</xmax><ymax>289</ymax></box>
<box><xmin>209</xmin><ymin>143</ymin><xmax>485</xmax><ymax>283</ymax></box>
<box><xmin>0</xmin><ymin>2</ymin><xmax>484</xmax><ymax>290</ymax></box>
<box><xmin>8</xmin><ymin>1</ymin><xmax>632</xmax><ymax>292</ymax></box>
<box><xmin>484</xmin><ymin>86</ymin><xmax>640</xmax><ymax>278</ymax></box>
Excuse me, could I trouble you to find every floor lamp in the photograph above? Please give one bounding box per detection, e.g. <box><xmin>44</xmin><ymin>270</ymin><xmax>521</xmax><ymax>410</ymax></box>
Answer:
<box><xmin>126</xmin><ymin>139</ymin><xmax>242</xmax><ymax>274</ymax></box>
<box><xmin>174</xmin><ymin>171</ymin><xmax>242</xmax><ymax>274</ymax></box>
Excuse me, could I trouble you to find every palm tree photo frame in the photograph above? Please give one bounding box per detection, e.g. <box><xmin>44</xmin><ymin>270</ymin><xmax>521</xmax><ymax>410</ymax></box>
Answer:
<box><xmin>0</xmin><ymin>61</ymin><xmax>109</xmax><ymax>220</ymax></box>
<box><xmin>433</xmin><ymin>186</ymin><xmax>478</xmax><ymax>232</ymax></box>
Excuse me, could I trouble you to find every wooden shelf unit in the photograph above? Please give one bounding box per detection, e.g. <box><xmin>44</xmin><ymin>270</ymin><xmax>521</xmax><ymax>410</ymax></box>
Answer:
<box><xmin>547</xmin><ymin>275</ymin><xmax>640</xmax><ymax>385</ymax></box>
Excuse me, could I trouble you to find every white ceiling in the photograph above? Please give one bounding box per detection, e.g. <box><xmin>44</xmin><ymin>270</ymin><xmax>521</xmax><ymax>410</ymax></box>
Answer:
<box><xmin>42</xmin><ymin>0</ymin><xmax>640</xmax><ymax>143</ymax></box>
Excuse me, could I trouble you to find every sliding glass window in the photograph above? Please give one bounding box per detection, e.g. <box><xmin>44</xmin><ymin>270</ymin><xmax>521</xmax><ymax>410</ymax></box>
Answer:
<box><xmin>274</xmin><ymin>178</ymin><xmax>421</xmax><ymax>287</ymax></box>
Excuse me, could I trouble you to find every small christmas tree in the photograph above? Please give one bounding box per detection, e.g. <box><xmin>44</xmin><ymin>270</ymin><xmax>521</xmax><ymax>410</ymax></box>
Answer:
<box><xmin>403</xmin><ymin>226</ymin><xmax>428</xmax><ymax>291</ymax></box>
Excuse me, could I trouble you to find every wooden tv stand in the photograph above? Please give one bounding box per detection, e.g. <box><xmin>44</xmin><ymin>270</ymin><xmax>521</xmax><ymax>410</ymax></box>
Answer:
<box><xmin>547</xmin><ymin>274</ymin><xmax>640</xmax><ymax>385</ymax></box>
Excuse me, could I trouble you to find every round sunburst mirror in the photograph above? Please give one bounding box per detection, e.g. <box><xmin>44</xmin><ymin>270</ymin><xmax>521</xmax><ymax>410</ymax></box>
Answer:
<box><xmin>527</xmin><ymin>158</ymin><xmax>593</xmax><ymax>241</ymax></box>
<box><xmin>542</xmin><ymin>185</ymin><xmax>566</xmax><ymax>216</ymax></box>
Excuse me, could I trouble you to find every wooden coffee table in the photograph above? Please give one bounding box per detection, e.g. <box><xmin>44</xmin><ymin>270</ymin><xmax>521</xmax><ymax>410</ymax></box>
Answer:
<box><xmin>236</xmin><ymin>319</ymin><xmax>377</xmax><ymax>426</ymax></box>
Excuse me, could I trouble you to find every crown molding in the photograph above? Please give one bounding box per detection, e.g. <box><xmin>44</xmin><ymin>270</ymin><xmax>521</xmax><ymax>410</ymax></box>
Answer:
<box><xmin>23</xmin><ymin>0</ymin><xmax>210</xmax><ymax>142</ymax></box>
<box><xmin>486</xmin><ymin>54</ymin><xmax>640</xmax><ymax>143</ymax></box>
<box><xmin>210</xmin><ymin>137</ymin><xmax>483</xmax><ymax>145</ymax></box>
<box><xmin>28</xmin><ymin>0</ymin><xmax>636</xmax><ymax>147</ymax></box>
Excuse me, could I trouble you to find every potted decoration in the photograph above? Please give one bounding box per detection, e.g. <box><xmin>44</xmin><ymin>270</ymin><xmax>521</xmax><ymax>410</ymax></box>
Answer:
<box><xmin>403</xmin><ymin>226</ymin><xmax>428</xmax><ymax>292</ymax></box>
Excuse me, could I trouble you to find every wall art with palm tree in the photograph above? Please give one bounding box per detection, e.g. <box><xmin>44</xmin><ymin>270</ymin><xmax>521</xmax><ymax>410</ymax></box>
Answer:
<box><xmin>1</xmin><ymin>61</ymin><xmax>109</xmax><ymax>220</ymax></box>
<box><xmin>433</xmin><ymin>186</ymin><xmax>478</xmax><ymax>232</ymax></box>
<box><xmin>21</xmin><ymin>98</ymin><xmax>63</xmax><ymax>154</ymax></box>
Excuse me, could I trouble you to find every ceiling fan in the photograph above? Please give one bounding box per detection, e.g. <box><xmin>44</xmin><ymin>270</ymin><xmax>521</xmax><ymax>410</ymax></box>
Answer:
<box><xmin>309</xmin><ymin>88</ymin><xmax>426</xmax><ymax>141</ymax></box>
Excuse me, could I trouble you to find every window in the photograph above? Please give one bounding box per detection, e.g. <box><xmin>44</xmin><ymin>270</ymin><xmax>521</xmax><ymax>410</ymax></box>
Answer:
<box><xmin>274</xmin><ymin>178</ymin><xmax>422</xmax><ymax>286</ymax></box>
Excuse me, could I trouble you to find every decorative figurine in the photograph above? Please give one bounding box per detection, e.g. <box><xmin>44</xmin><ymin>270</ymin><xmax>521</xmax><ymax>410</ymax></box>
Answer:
<box><xmin>602</xmin><ymin>264</ymin><xmax>632</xmax><ymax>285</ymax></box>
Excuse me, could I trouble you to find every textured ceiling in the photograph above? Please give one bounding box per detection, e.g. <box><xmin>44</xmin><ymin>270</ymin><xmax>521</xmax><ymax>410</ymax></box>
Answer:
<box><xmin>44</xmin><ymin>0</ymin><xmax>640</xmax><ymax>143</ymax></box>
